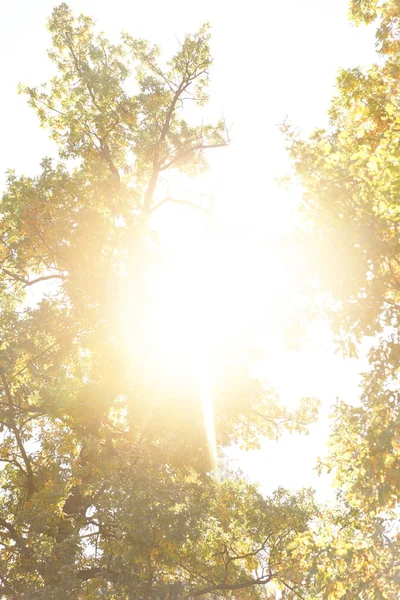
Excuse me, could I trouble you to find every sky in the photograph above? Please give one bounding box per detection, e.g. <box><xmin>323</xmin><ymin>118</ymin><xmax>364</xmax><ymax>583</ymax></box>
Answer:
<box><xmin>0</xmin><ymin>0</ymin><xmax>379</xmax><ymax>500</ymax></box>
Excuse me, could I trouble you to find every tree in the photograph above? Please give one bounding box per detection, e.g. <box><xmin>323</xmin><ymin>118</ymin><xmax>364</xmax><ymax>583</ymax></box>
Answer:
<box><xmin>0</xmin><ymin>4</ymin><xmax>318</xmax><ymax>598</ymax></box>
<box><xmin>283</xmin><ymin>0</ymin><xmax>400</xmax><ymax>597</ymax></box>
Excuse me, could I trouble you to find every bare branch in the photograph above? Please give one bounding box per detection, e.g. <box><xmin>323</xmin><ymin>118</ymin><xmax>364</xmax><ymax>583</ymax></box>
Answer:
<box><xmin>281</xmin><ymin>580</ymin><xmax>306</xmax><ymax>600</ymax></box>
<box><xmin>27</xmin><ymin>93</ymin><xmax>67</xmax><ymax>117</ymax></box>
<box><xmin>186</xmin><ymin>574</ymin><xmax>273</xmax><ymax>598</ymax></box>
<box><xmin>1</xmin><ymin>268</ymin><xmax>66</xmax><ymax>288</ymax></box>
<box><xmin>143</xmin><ymin>80</ymin><xmax>189</xmax><ymax>211</ymax></box>
<box><xmin>159</xmin><ymin>141</ymin><xmax>228</xmax><ymax>172</ymax></box>
<box><xmin>149</xmin><ymin>196</ymin><xmax>214</xmax><ymax>218</ymax></box>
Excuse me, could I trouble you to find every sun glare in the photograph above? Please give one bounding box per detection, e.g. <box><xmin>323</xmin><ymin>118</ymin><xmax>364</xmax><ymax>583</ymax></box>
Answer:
<box><xmin>199</xmin><ymin>361</ymin><xmax>218</xmax><ymax>475</ymax></box>
<box><xmin>116</xmin><ymin>201</ymin><xmax>304</xmax><ymax>471</ymax></box>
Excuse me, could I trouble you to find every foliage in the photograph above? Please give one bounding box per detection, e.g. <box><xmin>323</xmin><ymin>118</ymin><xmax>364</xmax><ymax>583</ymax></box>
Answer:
<box><xmin>0</xmin><ymin>4</ymin><xmax>319</xmax><ymax>598</ymax></box>
<box><xmin>283</xmin><ymin>0</ymin><xmax>400</xmax><ymax>597</ymax></box>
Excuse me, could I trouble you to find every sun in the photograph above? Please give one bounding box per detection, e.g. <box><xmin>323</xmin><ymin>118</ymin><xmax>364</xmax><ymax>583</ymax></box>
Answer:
<box><xmin>115</xmin><ymin>203</ymin><xmax>299</xmax><ymax>471</ymax></box>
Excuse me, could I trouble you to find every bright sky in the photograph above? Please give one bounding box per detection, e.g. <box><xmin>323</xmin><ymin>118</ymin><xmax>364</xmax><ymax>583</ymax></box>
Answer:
<box><xmin>1</xmin><ymin>1</ymin><xmax>378</xmax><ymax>500</ymax></box>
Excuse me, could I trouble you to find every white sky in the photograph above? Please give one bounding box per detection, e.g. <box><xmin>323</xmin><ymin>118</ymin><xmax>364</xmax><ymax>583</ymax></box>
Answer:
<box><xmin>1</xmin><ymin>1</ymin><xmax>378</xmax><ymax>500</ymax></box>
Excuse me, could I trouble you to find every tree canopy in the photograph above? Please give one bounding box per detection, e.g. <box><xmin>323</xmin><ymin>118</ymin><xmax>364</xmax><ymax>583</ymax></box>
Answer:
<box><xmin>3</xmin><ymin>1</ymin><xmax>400</xmax><ymax>598</ymax></box>
<box><xmin>0</xmin><ymin>4</ymin><xmax>318</xmax><ymax>599</ymax></box>
<box><xmin>283</xmin><ymin>0</ymin><xmax>400</xmax><ymax>597</ymax></box>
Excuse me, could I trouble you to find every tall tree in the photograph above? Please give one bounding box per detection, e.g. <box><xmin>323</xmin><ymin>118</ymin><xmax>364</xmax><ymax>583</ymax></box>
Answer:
<box><xmin>0</xmin><ymin>4</ymin><xmax>318</xmax><ymax>598</ymax></box>
<box><xmin>283</xmin><ymin>0</ymin><xmax>400</xmax><ymax>597</ymax></box>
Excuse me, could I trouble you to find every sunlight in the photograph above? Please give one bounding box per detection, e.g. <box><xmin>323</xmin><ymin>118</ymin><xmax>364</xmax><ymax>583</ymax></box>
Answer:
<box><xmin>116</xmin><ymin>205</ymin><xmax>305</xmax><ymax>469</ymax></box>
<box><xmin>145</xmin><ymin>217</ymin><xmax>295</xmax><ymax>364</ymax></box>
<box><xmin>2</xmin><ymin>2</ymin><xmax>393</xmax><ymax>596</ymax></box>
<box><xmin>199</xmin><ymin>361</ymin><xmax>218</xmax><ymax>475</ymax></box>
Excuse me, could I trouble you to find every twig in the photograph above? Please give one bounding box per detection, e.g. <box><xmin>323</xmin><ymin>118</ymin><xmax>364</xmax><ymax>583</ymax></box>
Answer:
<box><xmin>148</xmin><ymin>196</ymin><xmax>214</xmax><ymax>218</ymax></box>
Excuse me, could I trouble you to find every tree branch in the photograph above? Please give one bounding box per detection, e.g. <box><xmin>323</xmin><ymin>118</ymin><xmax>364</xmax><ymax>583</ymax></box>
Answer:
<box><xmin>0</xmin><ymin>370</ymin><xmax>35</xmax><ymax>500</ymax></box>
<box><xmin>65</xmin><ymin>38</ymin><xmax>120</xmax><ymax>181</ymax></box>
<box><xmin>77</xmin><ymin>567</ymin><xmax>104</xmax><ymax>581</ymax></box>
<box><xmin>159</xmin><ymin>141</ymin><xmax>228</xmax><ymax>172</ymax></box>
<box><xmin>149</xmin><ymin>196</ymin><xmax>214</xmax><ymax>218</ymax></box>
<box><xmin>0</xmin><ymin>517</ymin><xmax>31</xmax><ymax>558</ymax></box>
<box><xmin>186</xmin><ymin>574</ymin><xmax>273</xmax><ymax>598</ymax></box>
<box><xmin>1</xmin><ymin>268</ymin><xmax>66</xmax><ymax>287</ymax></box>
<box><xmin>281</xmin><ymin>580</ymin><xmax>306</xmax><ymax>600</ymax></box>
<box><xmin>143</xmin><ymin>81</ymin><xmax>188</xmax><ymax>212</ymax></box>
